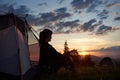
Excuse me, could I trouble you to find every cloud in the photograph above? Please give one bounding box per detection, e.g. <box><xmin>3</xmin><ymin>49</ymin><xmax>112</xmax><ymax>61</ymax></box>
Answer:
<box><xmin>55</xmin><ymin>7</ymin><xmax>67</xmax><ymax>13</ymax></box>
<box><xmin>86</xmin><ymin>0</ymin><xmax>103</xmax><ymax>13</ymax></box>
<box><xmin>13</xmin><ymin>5</ymin><xmax>30</xmax><ymax>15</ymax></box>
<box><xmin>88</xmin><ymin>46</ymin><xmax>120</xmax><ymax>58</ymax></box>
<box><xmin>36</xmin><ymin>17</ymin><xmax>119</xmax><ymax>35</ymax></box>
<box><xmin>53</xmin><ymin>19</ymin><xmax>103</xmax><ymax>34</ymax></box>
<box><xmin>81</xmin><ymin>19</ymin><xmax>97</xmax><ymax>32</ymax></box>
<box><xmin>111</xmin><ymin>12</ymin><xmax>119</xmax><ymax>17</ymax></box>
<box><xmin>0</xmin><ymin>2</ymin><xmax>119</xmax><ymax>35</ymax></box>
<box><xmin>114</xmin><ymin>17</ymin><xmax>120</xmax><ymax>21</ymax></box>
<box><xmin>0</xmin><ymin>4</ymin><xmax>72</xmax><ymax>29</ymax></box>
<box><xmin>89</xmin><ymin>21</ymin><xmax>103</xmax><ymax>32</ymax></box>
<box><xmin>26</xmin><ymin>14</ymin><xmax>40</xmax><ymax>25</ymax></box>
<box><xmin>0</xmin><ymin>3</ymin><xmax>40</xmax><ymax>26</ymax></box>
<box><xmin>38</xmin><ymin>2</ymin><xmax>47</xmax><ymax>6</ymax></box>
<box><xmin>48</xmin><ymin>19</ymin><xmax>80</xmax><ymax>33</ymax></box>
<box><xmin>90</xmin><ymin>46</ymin><xmax>120</xmax><ymax>52</ymax></box>
<box><xmin>56</xmin><ymin>19</ymin><xmax>79</xmax><ymax>27</ymax></box>
<box><xmin>0</xmin><ymin>4</ymin><xmax>14</xmax><ymax>14</ymax></box>
<box><xmin>107</xmin><ymin>2</ymin><xmax>120</xmax><ymax>8</ymax></box>
<box><xmin>95</xmin><ymin>25</ymin><xmax>119</xmax><ymax>35</ymax></box>
<box><xmin>79</xmin><ymin>19</ymin><xmax>120</xmax><ymax>35</ymax></box>
<box><xmin>70</xmin><ymin>0</ymin><xmax>106</xmax><ymax>13</ymax></box>
<box><xmin>101</xmin><ymin>46</ymin><xmax>120</xmax><ymax>51</ymax></box>
<box><xmin>54</xmin><ymin>7</ymin><xmax>71</xmax><ymax>19</ymax></box>
<box><xmin>55</xmin><ymin>19</ymin><xmax>80</xmax><ymax>32</ymax></box>
<box><xmin>36</xmin><ymin>19</ymin><xmax>80</xmax><ymax>34</ymax></box>
<box><xmin>35</xmin><ymin>7</ymin><xmax>71</xmax><ymax>26</ymax></box>
<box><xmin>57</xmin><ymin>0</ymin><xmax>65</xmax><ymax>4</ymax></box>
<box><xmin>71</xmin><ymin>0</ymin><xmax>94</xmax><ymax>10</ymax></box>
<box><xmin>97</xmin><ymin>9</ymin><xmax>109</xmax><ymax>20</ymax></box>
<box><xmin>0</xmin><ymin>3</ymin><xmax>31</xmax><ymax>15</ymax></box>
<box><xmin>86</xmin><ymin>2</ymin><xmax>98</xmax><ymax>12</ymax></box>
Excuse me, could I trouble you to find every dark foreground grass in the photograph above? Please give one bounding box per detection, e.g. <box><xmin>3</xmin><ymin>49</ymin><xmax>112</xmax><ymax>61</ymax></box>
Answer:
<box><xmin>34</xmin><ymin>65</ymin><xmax>120</xmax><ymax>80</ymax></box>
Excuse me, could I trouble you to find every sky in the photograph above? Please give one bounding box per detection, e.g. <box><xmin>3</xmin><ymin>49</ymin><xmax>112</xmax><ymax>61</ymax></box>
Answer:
<box><xmin>0</xmin><ymin>0</ymin><xmax>120</xmax><ymax>58</ymax></box>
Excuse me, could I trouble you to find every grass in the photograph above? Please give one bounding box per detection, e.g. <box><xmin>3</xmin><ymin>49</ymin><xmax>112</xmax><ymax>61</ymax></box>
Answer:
<box><xmin>34</xmin><ymin>65</ymin><xmax>120</xmax><ymax>80</ymax></box>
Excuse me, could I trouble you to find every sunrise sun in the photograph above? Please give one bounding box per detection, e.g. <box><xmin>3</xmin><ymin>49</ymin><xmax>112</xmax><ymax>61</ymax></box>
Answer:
<box><xmin>79</xmin><ymin>48</ymin><xmax>89</xmax><ymax>56</ymax></box>
<box><xmin>80</xmin><ymin>51</ymin><xmax>89</xmax><ymax>55</ymax></box>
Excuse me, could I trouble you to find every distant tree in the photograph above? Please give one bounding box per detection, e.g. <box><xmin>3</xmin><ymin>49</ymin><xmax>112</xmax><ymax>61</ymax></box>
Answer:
<box><xmin>69</xmin><ymin>49</ymin><xmax>79</xmax><ymax>55</ymax></box>
<box><xmin>64</xmin><ymin>40</ymin><xmax>69</xmax><ymax>55</ymax></box>
<box><xmin>69</xmin><ymin>49</ymin><xmax>80</xmax><ymax>65</ymax></box>
<box><xmin>63</xmin><ymin>40</ymin><xmax>75</xmax><ymax>68</ymax></box>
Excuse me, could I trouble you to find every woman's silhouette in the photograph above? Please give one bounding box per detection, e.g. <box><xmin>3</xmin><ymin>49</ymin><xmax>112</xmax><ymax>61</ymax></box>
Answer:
<box><xmin>38</xmin><ymin>29</ymin><xmax>74</xmax><ymax>74</ymax></box>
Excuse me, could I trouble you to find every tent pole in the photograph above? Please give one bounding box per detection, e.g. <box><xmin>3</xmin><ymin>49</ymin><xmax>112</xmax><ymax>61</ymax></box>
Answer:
<box><xmin>13</xmin><ymin>15</ymin><xmax>23</xmax><ymax>80</ymax></box>
<box><xmin>31</xmin><ymin>27</ymin><xmax>39</xmax><ymax>41</ymax></box>
<box><xmin>25</xmin><ymin>20</ymin><xmax>39</xmax><ymax>42</ymax></box>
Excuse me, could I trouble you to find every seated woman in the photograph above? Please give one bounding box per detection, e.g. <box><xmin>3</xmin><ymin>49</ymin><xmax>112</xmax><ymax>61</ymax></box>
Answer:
<box><xmin>38</xmin><ymin>29</ymin><xmax>74</xmax><ymax>74</ymax></box>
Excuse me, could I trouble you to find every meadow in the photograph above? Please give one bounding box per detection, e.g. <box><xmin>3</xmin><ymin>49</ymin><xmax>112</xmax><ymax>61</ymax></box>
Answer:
<box><xmin>34</xmin><ymin>65</ymin><xmax>120</xmax><ymax>80</ymax></box>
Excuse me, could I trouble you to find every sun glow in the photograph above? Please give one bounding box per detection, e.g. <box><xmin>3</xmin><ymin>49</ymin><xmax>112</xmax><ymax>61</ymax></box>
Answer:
<box><xmin>80</xmin><ymin>51</ymin><xmax>89</xmax><ymax>55</ymax></box>
<box><xmin>79</xmin><ymin>47</ymin><xmax>89</xmax><ymax>56</ymax></box>
<box><xmin>79</xmin><ymin>48</ymin><xmax>89</xmax><ymax>55</ymax></box>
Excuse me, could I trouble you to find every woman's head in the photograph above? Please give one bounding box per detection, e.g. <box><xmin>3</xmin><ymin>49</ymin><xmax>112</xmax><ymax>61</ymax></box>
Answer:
<box><xmin>39</xmin><ymin>29</ymin><xmax>53</xmax><ymax>43</ymax></box>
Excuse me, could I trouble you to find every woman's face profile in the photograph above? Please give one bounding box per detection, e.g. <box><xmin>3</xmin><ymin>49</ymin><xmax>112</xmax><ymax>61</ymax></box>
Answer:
<box><xmin>46</xmin><ymin>35</ymin><xmax>52</xmax><ymax>42</ymax></box>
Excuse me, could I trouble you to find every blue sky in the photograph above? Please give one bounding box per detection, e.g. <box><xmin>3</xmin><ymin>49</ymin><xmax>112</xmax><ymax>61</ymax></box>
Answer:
<box><xmin>1</xmin><ymin>0</ymin><xmax>120</xmax><ymax>34</ymax></box>
<box><xmin>0</xmin><ymin>0</ymin><xmax>120</xmax><ymax>57</ymax></box>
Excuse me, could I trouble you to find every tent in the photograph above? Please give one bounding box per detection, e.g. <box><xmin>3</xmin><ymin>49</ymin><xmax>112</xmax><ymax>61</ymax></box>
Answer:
<box><xmin>0</xmin><ymin>13</ymin><xmax>34</xmax><ymax>80</ymax></box>
<box><xmin>99</xmin><ymin>57</ymin><xmax>115</xmax><ymax>66</ymax></box>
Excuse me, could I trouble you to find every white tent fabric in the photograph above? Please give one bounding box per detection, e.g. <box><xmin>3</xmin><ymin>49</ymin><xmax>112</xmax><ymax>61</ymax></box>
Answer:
<box><xmin>0</xmin><ymin>14</ymin><xmax>31</xmax><ymax>76</ymax></box>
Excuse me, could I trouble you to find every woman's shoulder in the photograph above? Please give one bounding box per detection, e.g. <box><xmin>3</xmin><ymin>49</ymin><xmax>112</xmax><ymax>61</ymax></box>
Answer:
<box><xmin>41</xmin><ymin>43</ymin><xmax>53</xmax><ymax>48</ymax></box>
